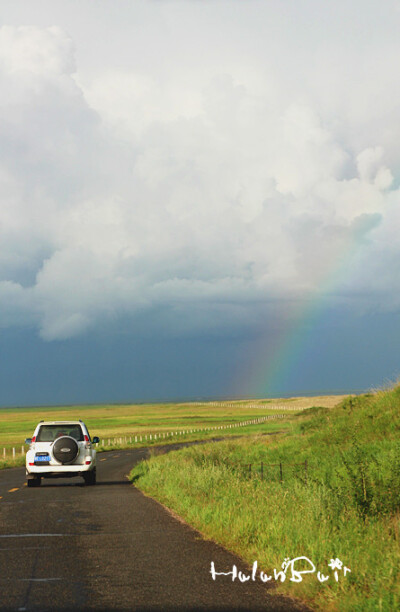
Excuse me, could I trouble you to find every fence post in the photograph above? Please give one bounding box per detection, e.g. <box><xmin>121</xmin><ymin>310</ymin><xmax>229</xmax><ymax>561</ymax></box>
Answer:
<box><xmin>280</xmin><ymin>462</ymin><xmax>283</xmax><ymax>483</ymax></box>
<box><xmin>249</xmin><ymin>463</ymin><xmax>252</xmax><ymax>478</ymax></box>
<box><xmin>21</xmin><ymin>446</ymin><xmax>24</xmax><ymax>455</ymax></box>
<box><xmin>3</xmin><ymin>448</ymin><xmax>5</xmax><ymax>459</ymax></box>
<box><xmin>12</xmin><ymin>447</ymin><xmax>15</xmax><ymax>459</ymax></box>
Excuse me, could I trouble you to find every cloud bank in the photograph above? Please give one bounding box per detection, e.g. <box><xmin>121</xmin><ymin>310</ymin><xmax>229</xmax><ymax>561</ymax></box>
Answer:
<box><xmin>0</xmin><ymin>5</ymin><xmax>399</xmax><ymax>341</ymax></box>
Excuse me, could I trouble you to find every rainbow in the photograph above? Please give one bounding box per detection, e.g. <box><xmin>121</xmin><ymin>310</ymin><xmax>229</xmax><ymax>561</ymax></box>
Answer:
<box><xmin>241</xmin><ymin>217</ymin><xmax>378</xmax><ymax>398</ymax></box>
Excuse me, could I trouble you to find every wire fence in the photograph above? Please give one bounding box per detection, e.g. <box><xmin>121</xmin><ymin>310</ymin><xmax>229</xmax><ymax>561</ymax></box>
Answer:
<box><xmin>229</xmin><ymin>459</ymin><xmax>309</xmax><ymax>483</ymax></box>
<box><xmin>191</xmin><ymin>402</ymin><xmax>308</xmax><ymax>411</ymax></box>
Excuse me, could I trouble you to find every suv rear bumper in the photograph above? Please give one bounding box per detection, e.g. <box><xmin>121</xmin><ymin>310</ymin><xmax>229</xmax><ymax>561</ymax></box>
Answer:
<box><xmin>26</xmin><ymin>462</ymin><xmax>95</xmax><ymax>476</ymax></box>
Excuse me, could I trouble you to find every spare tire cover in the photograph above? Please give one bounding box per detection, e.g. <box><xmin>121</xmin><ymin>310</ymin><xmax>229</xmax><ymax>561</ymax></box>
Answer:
<box><xmin>53</xmin><ymin>436</ymin><xmax>79</xmax><ymax>464</ymax></box>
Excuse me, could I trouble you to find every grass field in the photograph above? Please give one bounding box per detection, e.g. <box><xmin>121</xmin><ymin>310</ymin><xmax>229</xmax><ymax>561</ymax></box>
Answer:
<box><xmin>130</xmin><ymin>388</ymin><xmax>400</xmax><ymax>611</ymax></box>
<box><xmin>0</xmin><ymin>395</ymin><xmax>345</xmax><ymax>458</ymax></box>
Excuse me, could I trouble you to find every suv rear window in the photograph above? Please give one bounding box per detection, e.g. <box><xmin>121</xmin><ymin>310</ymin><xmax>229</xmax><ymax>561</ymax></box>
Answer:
<box><xmin>36</xmin><ymin>425</ymin><xmax>84</xmax><ymax>442</ymax></box>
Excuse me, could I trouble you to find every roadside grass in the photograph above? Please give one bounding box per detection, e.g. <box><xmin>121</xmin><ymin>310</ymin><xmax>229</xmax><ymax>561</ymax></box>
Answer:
<box><xmin>0</xmin><ymin>456</ymin><xmax>25</xmax><ymax>469</ymax></box>
<box><xmin>130</xmin><ymin>387</ymin><xmax>400</xmax><ymax>611</ymax></box>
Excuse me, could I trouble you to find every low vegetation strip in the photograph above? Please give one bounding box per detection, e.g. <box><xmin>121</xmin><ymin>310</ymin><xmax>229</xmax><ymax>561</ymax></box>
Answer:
<box><xmin>192</xmin><ymin>402</ymin><xmax>303</xmax><ymax>410</ymax></box>
<box><xmin>130</xmin><ymin>387</ymin><xmax>400</xmax><ymax>611</ymax></box>
<box><xmin>190</xmin><ymin>396</ymin><xmax>349</xmax><ymax>410</ymax></box>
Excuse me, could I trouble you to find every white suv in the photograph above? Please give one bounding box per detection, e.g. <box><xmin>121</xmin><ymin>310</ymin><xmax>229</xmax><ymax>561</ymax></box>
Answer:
<box><xmin>25</xmin><ymin>421</ymin><xmax>99</xmax><ymax>487</ymax></box>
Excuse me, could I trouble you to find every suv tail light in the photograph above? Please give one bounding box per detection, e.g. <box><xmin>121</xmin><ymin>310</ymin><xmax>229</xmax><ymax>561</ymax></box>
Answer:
<box><xmin>84</xmin><ymin>434</ymin><xmax>90</xmax><ymax>449</ymax></box>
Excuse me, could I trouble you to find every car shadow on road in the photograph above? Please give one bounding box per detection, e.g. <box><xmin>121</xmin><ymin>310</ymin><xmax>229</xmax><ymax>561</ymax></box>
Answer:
<box><xmin>39</xmin><ymin>479</ymin><xmax>132</xmax><ymax>487</ymax></box>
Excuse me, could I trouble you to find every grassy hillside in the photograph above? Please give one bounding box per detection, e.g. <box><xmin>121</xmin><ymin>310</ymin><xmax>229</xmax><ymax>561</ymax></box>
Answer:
<box><xmin>130</xmin><ymin>387</ymin><xmax>400</xmax><ymax>611</ymax></box>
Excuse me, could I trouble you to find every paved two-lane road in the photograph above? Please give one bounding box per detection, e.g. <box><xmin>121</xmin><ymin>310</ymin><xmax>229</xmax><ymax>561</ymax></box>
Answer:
<box><xmin>0</xmin><ymin>445</ymin><xmax>310</xmax><ymax>611</ymax></box>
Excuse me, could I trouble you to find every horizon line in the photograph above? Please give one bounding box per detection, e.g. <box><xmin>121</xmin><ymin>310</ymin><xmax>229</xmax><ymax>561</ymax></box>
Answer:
<box><xmin>0</xmin><ymin>387</ymin><xmax>369</xmax><ymax>410</ymax></box>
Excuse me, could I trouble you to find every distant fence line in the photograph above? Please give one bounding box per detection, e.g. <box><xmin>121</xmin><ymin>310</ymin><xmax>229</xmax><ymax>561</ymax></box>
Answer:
<box><xmin>2</xmin><ymin>414</ymin><xmax>286</xmax><ymax>459</ymax></box>
<box><xmin>190</xmin><ymin>402</ymin><xmax>308</xmax><ymax>411</ymax></box>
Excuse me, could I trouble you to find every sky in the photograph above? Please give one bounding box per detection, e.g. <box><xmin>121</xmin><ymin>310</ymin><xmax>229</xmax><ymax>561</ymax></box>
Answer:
<box><xmin>1</xmin><ymin>0</ymin><xmax>400</xmax><ymax>406</ymax></box>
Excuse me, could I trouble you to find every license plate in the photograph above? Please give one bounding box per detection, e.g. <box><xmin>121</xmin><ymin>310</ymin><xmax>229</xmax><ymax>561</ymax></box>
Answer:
<box><xmin>35</xmin><ymin>455</ymin><xmax>50</xmax><ymax>462</ymax></box>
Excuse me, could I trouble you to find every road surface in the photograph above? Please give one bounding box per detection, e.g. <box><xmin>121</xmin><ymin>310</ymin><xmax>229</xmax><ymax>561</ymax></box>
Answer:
<box><xmin>0</xmin><ymin>445</ymin><xmax>311</xmax><ymax>611</ymax></box>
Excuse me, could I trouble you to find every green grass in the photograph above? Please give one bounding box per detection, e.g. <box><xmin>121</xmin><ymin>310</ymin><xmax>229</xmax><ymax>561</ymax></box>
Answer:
<box><xmin>0</xmin><ymin>395</ymin><xmax>343</xmax><ymax>471</ymax></box>
<box><xmin>1</xmin><ymin>395</ymin><xmax>330</xmax><ymax>458</ymax></box>
<box><xmin>0</xmin><ymin>456</ymin><xmax>25</xmax><ymax>470</ymax></box>
<box><xmin>0</xmin><ymin>397</ymin><xmax>312</xmax><ymax>467</ymax></box>
<box><xmin>130</xmin><ymin>387</ymin><xmax>400</xmax><ymax>611</ymax></box>
<box><xmin>0</xmin><ymin>395</ymin><xmax>344</xmax><ymax>450</ymax></box>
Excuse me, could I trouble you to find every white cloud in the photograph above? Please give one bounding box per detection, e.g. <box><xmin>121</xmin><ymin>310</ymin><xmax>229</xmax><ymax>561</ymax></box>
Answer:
<box><xmin>356</xmin><ymin>147</ymin><xmax>393</xmax><ymax>189</ymax></box>
<box><xmin>0</xmin><ymin>25</ymin><xmax>75</xmax><ymax>76</ymax></box>
<box><xmin>0</xmin><ymin>11</ymin><xmax>399</xmax><ymax>341</ymax></box>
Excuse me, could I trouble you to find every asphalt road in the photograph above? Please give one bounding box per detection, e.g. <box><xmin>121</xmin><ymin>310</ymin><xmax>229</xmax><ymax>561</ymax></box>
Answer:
<box><xmin>0</xmin><ymin>444</ymin><xmax>311</xmax><ymax>611</ymax></box>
